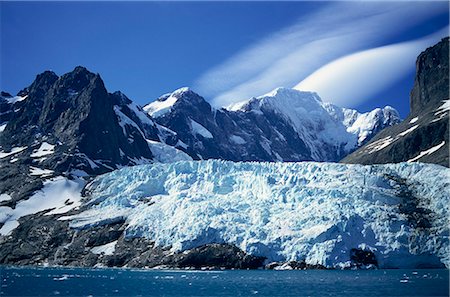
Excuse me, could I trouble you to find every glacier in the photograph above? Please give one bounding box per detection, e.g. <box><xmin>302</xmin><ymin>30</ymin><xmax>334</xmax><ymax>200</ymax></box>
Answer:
<box><xmin>67</xmin><ymin>160</ymin><xmax>449</xmax><ymax>269</ymax></box>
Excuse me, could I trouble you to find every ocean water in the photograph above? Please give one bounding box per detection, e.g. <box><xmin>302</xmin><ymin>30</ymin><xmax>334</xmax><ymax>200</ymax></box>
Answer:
<box><xmin>1</xmin><ymin>266</ymin><xmax>448</xmax><ymax>296</ymax></box>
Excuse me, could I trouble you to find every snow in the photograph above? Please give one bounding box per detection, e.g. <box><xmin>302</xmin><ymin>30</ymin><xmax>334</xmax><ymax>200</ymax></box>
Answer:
<box><xmin>407</xmin><ymin>141</ymin><xmax>446</xmax><ymax>162</ymax></box>
<box><xmin>398</xmin><ymin>125</ymin><xmax>418</xmax><ymax>137</ymax></box>
<box><xmin>147</xmin><ymin>140</ymin><xmax>192</xmax><ymax>163</ymax></box>
<box><xmin>363</xmin><ymin>136</ymin><xmax>394</xmax><ymax>154</ymax></box>
<box><xmin>127</xmin><ymin>102</ymin><xmax>155</xmax><ymax>127</ymax></box>
<box><xmin>83</xmin><ymin>154</ymin><xmax>99</xmax><ymax>169</ymax></box>
<box><xmin>114</xmin><ymin>106</ymin><xmax>144</xmax><ymax>138</ymax></box>
<box><xmin>29</xmin><ymin>167</ymin><xmax>54</xmax><ymax>177</ymax></box>
<box><xmin>90</xmin><ymin>240</ymin><xmax>118</xmax><ymax>256</ymax></box>
<box><xmin>68</xmin><ymin>160</ymin><xmax>450</xmax><ymax>269</ymax></box>
<box><xmin>409</xmin><ymin>117</ymin><xmax>419</xmax><ymax>124</ymax></box>
<box><xmin>229</xmin><ymin>135</ymin><xmax>246</xmax><ymax>145</ymax></box>
<box><xmin>0</xmin><ymin>124</ymin><xmax>6</xmax><ymax>133</ymax></box>
<box><xmin>343</xmin><ymin>106</ymin><xmax>400</xmax><ymax>145</ymax></box>
<box><xmin>0</xmin><ymin>146</ymin><xmax>27</xmax><ymax>159</ymax></box>
<box><xmin>0</xmin><ymin>176</ymin><xmax>84</xmax><ymax>236</ymax></box>
<box><xmin>365</xmin><ymin>124</ymin><xmax>420</xmax><ymax>154</ymax></box>
<box><xmin>435</xmin><ymin>99</ymin><xmax>450</xmax><ymax>115</ymax></box>
<box><xmin>144</xmin><ymin>87</ymin><xmax>189</xmax><ymax>118</ymax></box>
<box><xmin>5</xmin><ymin>95</ymin><xmax>27</xmax><ymax>105</ymax></box>
<box><xmin>114</xmin><ymin>104</ymin><xmax>193</xmax><ymax>163</ymax></box>
<box><xmin>176</xmin><ymin>140</ymin><xmax>188</xmax><ymax>150</ymax></box>
<box><xmin>190</xmin><ymin>119</ymin><xmax>213</xmax><ymax>139</ymax></box>
<box><xmin>30</xmin><ymin>142</ymin><xmax>55</xmax><ymax>158</ymax></box>
<box><xmin>0</xmin><ymin>194</ymin><xmax>12</xmax><ymax>202</ymax></box>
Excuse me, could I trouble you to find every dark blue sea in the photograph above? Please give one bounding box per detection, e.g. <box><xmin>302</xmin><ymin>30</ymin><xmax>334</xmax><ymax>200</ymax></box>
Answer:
<box><xmin>1</xmin><ymin>266</ymin><xmax>448</xmax><ymax>296</ymax></box>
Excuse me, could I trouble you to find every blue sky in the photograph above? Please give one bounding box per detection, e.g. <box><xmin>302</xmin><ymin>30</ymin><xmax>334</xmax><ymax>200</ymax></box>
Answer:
<box><xmin>1</xmin><ymin>1</ymin><xmax>448</xmax><ymax>117</ymax></box>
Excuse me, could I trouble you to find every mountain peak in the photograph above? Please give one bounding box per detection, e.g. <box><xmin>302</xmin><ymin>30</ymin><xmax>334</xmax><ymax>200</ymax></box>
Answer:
<box><xmin>72</xmin><ymin>65</ymin><xmax>90</xmax><ymax>74</ymax></box>
<box><xmin>53</xmin><ymin>66</ymin><xmax>105</xmax><ymax>96</ymax></box>
<box><xmin>265</xmin><ymin>87</ymin><xmax>320</xmax><ymax>99</ymax></box>
<box><xmin>144</xmin><ymin>87</ymin><xmax>207</xmax><ymax>118</ymax></box>
<box><xmin>228</xmin><ymin>87</ymin><xmax>322</xmax><ymax>113</ymax></box>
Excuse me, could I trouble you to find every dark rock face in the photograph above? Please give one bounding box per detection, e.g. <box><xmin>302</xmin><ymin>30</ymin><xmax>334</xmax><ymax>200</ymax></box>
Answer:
<box><xmin>350</xmin><ymin>249</ymin><xmax>378</xmax><ymax>268</ymax></box>
<box><xmin>0</xmin><ymin>66</ymin><xmax>161</xmax><ymax>178</ymax></box>
<box><xmin>341</xmin><ymin>38</ymin><xmax>449</xmax><ymax>167</ymax></box>
<box><xmin>0</xmin><ymin>212</ymin><xmax>264</xmax><ymax>269</ymax></box>
<box><xmin>171</xmin><ymin>243</ymin><xmax>265</xmax><ymax>269</ymax></box>
<box><xmin>410</xmin><ymin>38</ymin><xmax>450</xmax><ymax>115</ymax></box>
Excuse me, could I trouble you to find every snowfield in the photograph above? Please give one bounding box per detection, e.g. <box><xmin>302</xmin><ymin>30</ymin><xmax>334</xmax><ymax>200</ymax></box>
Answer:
<box><xmin>67</xmin><ymin>160</ymin><xmax>449</xmax><ymax>269</ymax></box>
<box><xmin>0</xmin><ymin>176</ymin><xmax>84</xmax><ymax>235</ymax></box>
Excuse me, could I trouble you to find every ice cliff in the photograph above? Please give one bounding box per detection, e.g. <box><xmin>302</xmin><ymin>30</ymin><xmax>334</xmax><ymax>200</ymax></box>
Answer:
<box><xmin>67</xmin><ymin>160</ymin><xmax>450</xmax><ymax>269</ymax></box>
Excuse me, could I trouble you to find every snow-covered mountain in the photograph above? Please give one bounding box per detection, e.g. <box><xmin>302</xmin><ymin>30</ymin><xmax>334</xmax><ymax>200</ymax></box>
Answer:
<box><xmin>144</xmin><ymin>87</ymin><xmax>400</xmax><ymax>162</ymax></box>
<box><xmin>2</xmin><ymin>160</ymin><xmax>446</xmax><ymax>269</ymax></box>
<box><xmin>324</xmin><ymin>103</ymin><xmax>401</xmax><ymax>146</ymax></box>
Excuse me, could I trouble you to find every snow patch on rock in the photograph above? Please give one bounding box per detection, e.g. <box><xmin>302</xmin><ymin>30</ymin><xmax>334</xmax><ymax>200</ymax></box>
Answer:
<box><xmin>0</xmin><ymin>176</ymin><xmax>84</xmax><ymax>235</ymax></box>
<box><xmin>147</xmin><ymin>140</ymin><xmax>192</xmax><ymax>163</ymax></box>
<box><xmin>91</xmin><ymin>240</ymin><xmax>117</xmax><ymax>256</ymax></box>
<box><xmin>0</xmin><ymin>146</ymin><xmax>28</xmax><ymax>159</ymax></box>
<box><xmin>407</xmin><ymin>141</ymin><xmax>446</xmax><ymax>162</ymax></box>
<box><xmin>144</xmin><ymin>87</ymin><xmax>190</xmax><ymax>118</ymax></box>
<box><xmin>30</xmin><ymin>142</ymin><xmax>55</xmax><ymax>158</ymax></box>
<box><xmin>190</xmin><ymin>119</ymin><xmax>213</xmax><ymax>139</ymax></box>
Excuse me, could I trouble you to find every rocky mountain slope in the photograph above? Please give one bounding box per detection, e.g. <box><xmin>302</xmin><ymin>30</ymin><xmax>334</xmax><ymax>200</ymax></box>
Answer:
<box><xmin>145</xmin><ymin>87</ymin><xmax>400</xmax><ymax>162</ymax></box>
<box><xmin>0</xmin><ymin>67</ymin><xmax>191</xmax><ymax>204</ymax></box>
<box><xmin>0</xmin><ymin>160</ymin><xmax>448</xmax><ymax>269</ymax></box>
<box><xmin>342</xmin><ymin>37</ymin><xmax>449</xmax><ymax>167</ymax></box>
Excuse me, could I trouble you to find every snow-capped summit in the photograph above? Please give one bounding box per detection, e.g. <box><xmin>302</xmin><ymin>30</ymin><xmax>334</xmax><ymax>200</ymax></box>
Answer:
<box><xmin>324</xmin><ymin>103</ymin><xmax>401</xmax><ymax>145</ymax></box>
<box><xmin>143</xmin><ymin>87</ymin><xmax>197</xmax><ymax>118</ymax></box>
<box><xmin>344</xmin><ymin>106</ymin><xmax>401</xmax><ymax>145</ymax></box>
<box><xmin>230</xmin><ymin>88</ymin><xmax>356</xmax><ymax>160</ymax></box>
<box><xmin>145</xmin><ymin>86</ymin><xmax>400</xmax><ymax>162</ymax></box>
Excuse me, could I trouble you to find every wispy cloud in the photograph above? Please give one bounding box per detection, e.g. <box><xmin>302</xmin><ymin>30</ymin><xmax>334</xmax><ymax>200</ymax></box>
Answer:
<box><xmin>295</xmin><ymin>27</ymin><xmax>449</xmax><ymax>107</ymax></box>
<box><xmin>193</xmin><ymin>2</ymin><xmax>448</xmax><ymax>107</ymax></box>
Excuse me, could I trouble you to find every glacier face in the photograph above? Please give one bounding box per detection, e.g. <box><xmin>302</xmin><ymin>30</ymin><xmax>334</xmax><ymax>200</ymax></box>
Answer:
<box><xmin>68</xmin><ymin>160</ymin><xmax>449</xmax><ymax>269</ymax></box>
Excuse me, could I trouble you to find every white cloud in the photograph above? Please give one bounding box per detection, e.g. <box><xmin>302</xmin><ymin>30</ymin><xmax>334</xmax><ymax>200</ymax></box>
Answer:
<box><xmin>295</xmin><ymin>27</ymin><xmax>449</xmax><ymax>107</ymax></box>
<box><xmin>193</xmin><ymin>2</ymin><xmax>448</xmax><ymax>107</ymax></box>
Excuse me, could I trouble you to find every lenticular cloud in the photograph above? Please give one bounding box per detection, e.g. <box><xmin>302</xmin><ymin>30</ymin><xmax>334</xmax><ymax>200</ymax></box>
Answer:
<box><xmin>294</xmin><ymin>28</ymin><xmax>448</xmax><ymax>107</ymax></box>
